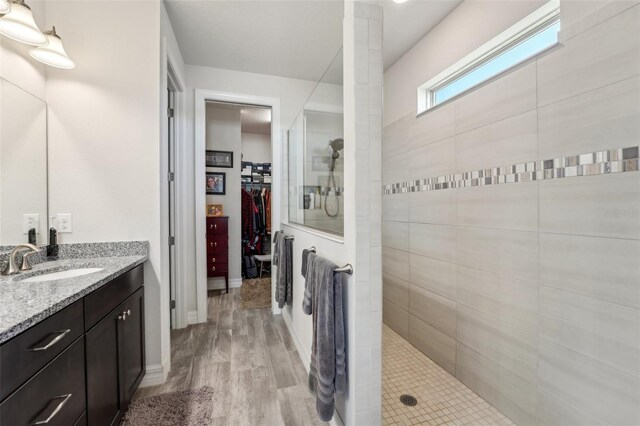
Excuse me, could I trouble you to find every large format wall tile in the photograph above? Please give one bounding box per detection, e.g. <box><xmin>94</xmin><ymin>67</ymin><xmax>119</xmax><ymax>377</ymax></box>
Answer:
<box><xmin>456</xmin><ymin>343</ymin><xmax>538</xmax><ymax>425</ymax></box>
<box><xmin>536</xmin><ymin>389</ymin><xmax>598</xmax><ymax>426</ymax></box>
<box><xmin>409</xmin><ymin>253</ymin><xmax>457</xmax><ymax>300</ymax></box>
<box><xmin>382</xmin><ymin>247</ymin><xmax>409</xmax><ymax>281</ymax></box>
<box><xmin>382</xmin><ymin>193</ymin><xmax>408</xmax><ymax>222</ymax></box>
<box><xmin>456</xmin><ymin>304</ymin><xmax>537</xmax><ymax>384</ymax></box>
<box><xmin>409</xmin><ymin>137</ymin><xmax>455</xmax><ymax>180</ymax></box>
<box><xmin>457</xmin><ymin>265</ymin><xmax>538</xmax><ymax>335</ymax></box>
<box><xmin>455</xmin><ymin>61</ymin><xmax>537</xmax><ymax>134</ymax></box>
<box><xmin>538</xmin><ymin>338</ymin><xmax>640</xmax><ymax>426</ymax></box>
<box><xmin>457</xmin><ymin>181</ymin><xmax>538</xmax><ymax>232</ymax></box>
<box><xmin>457</xmin><ymin>227</ymin><xmax>538</xmax><ymax>283</ymax></box>
<box><xmin>409</xmin><ymin>285</ymin><xmax>457</xmax><ymax>338</ymax></box>
<box><xmin>383</xmin><ymin>299</ymin><xmax>409</xmax><ymax>339</ymax></box>
<box><xmin>409</xmin><ymin>223</ymin><xmax>456</xmax><ymax>263</ymax></box>
<box><xmin>382</xmin><ymin>272</ymin><xmax>409</xmax><ymax>310</ymax></box>
<box><xmin>456</xmin><ymin>110</ymin><xmax>537</xmax><ymax>172</ymax></box>
<box><xmin>382</xmin><ymin>220</ymin><xmax>409</xmax><ymax>251</ymax></box>
<box><xmin>410</xmin><ymin>102</ymin><xmax>455</xmax><ymax>149</ymax></box>
<box><xmin>409</xmin><ymin>189</ymin><xmax>456</xmax><ymax>225</ymax></box>
<box><xmin>539</xmin><ymin>286</ymin><xmax>640</xmax><ymax>378</ymax></box>
<box><xmin>382</xmin><ymin>113</ymin><xmax>414</xmax><ymax>159</ymax></box>
<box><xmin>409</xmin><ymin>314</ymin><xmax>456</xmax><ymax>375</ymax></box>
<box><xmin>382</xmin><ymin>150</ymin><xmax>411</xmax><ymax>186</ymax></box>
<box><xmin>538</xmin><ymin>75</ymin><xmax>640</xmax><ymax>159</ymax></box>
<box><xmin>540</xmin><ymin>172</ymin><xmax>640</xmax><ymax>239</ymax></box>
<box><xmin>537</xmin><ymin>5</ymin><xmax>640</xmax><ymax>106</ymax></box>
<box><xmin>540</xmin><ymin>233</ymin><xmax>640</xmax><ymax>309</ymax></box>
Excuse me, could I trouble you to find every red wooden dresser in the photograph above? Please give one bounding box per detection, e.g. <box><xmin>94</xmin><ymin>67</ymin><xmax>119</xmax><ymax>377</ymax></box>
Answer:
<box><xmin>206</xmin><ymin>216</ymin><xmax>229</xmax><ymax>293</ymax></box>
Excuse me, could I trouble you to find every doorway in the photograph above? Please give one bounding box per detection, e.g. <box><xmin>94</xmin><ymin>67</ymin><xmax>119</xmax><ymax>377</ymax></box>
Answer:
<box><xmin>201</xmin><ymin>101</ymin><xmax>273</xmax><ymax>310</ymax></box>
<box><xmin>194</xmin><ymin>90</ymin><xmax>282</xmax><ymax>323</ymax></box>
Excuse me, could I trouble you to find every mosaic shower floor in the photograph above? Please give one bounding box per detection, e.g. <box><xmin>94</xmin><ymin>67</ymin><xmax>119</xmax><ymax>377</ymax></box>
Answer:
<box><xmin>383</xmin><ymin>325</ymin><xmax>515</xmax><ymax>426</ymax></box>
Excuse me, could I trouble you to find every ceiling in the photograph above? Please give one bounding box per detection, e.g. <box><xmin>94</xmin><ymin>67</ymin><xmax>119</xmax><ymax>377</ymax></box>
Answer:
<box><xmin>165</xmin><ymin>0</ymin><xmax>462</xmax><ymax>81</ymax></box>
<box><xmin>164</xmin><ymin>0</ymin><xmax>343</xmax><ymax>82</ymax></box>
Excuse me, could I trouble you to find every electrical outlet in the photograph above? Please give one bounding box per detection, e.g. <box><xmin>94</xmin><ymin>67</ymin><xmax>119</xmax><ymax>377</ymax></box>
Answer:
<box><xmin>57</xmin><ymin>214</ymin><xmax>73</xmax><ymax>233</ymax></box>
<box><xmin>23</xmin><ymin>214</ymin><xmax>40</xmax><ymax>234</ymax></box>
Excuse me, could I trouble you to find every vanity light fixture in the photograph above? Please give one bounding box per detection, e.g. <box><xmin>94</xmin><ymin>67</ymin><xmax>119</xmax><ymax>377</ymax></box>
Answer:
<box><xmin>0</xmin><ymin>0</ymin><xmax>11</xmax><ymax>16</ymax></box>
<box><xmin>30</xmin><ymin>26</ymin><xmax>75</xmax><ymax>69</ymax></box>
<box><xmin>0</xmin><ymin>0</ymin><xmax>47</xmax><ymax>46</ymax></box>
<box><xmin>393</xmin><ymin>0</ymin><xmax>409</xmax><ymax>3</ymax></box>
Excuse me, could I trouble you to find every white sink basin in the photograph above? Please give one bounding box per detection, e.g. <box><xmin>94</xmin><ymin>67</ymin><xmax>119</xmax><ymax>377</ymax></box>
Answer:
<box><xmin>22</xmin><ymin>268</ymin><xmax>104</xmax><ymax>283</ymax></box>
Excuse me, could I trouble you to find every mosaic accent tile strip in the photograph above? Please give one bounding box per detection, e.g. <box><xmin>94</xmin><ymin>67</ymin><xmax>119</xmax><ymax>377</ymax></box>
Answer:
<box><xmin>384</xmin><ymin>146</ymin><xmax>639</xmax><ymax>195</ymax></box>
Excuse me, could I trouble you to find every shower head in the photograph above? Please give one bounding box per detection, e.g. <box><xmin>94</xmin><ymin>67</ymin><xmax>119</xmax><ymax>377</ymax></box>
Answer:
<box><xmin>329</xmin><ymin>138</ymin><xmax>344</xmax><ymax>153</ymax></box>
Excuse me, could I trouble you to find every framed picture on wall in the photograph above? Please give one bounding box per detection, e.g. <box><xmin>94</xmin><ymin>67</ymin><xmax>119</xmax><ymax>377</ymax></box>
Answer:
<box><xmin>206</xmin><ymin>172</ymin><xmax>226</xmax><ymax>195</ymax></box>
<box><xmin>206</xmin><ymin>150</ymin><xmax>233</xmax><ymax>168</ymax></box>
<box><xmin>207</xmin><ymin>204</ymin><xmax>224</xmax><ymax>217</ymax></box>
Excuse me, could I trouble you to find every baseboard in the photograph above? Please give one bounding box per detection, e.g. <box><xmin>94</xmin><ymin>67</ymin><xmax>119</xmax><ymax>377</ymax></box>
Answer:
<box><xmin>139</xmin><ymin>363</ymin><xmax>166</xmax><ymax>388</ymax></box>
<box><xmin>187</xmin><ymin>310</ymin><xmax>198</xmax><ymax>324</ymax></box>
<box><xmin>207</xmin><ymin>277</ymin><xmax>242</xmax><ymax>290</ymax></box>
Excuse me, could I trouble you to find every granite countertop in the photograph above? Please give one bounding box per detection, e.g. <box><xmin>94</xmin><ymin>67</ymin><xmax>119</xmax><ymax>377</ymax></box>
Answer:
<box><xmin>0</xmin><ymin>251</ymin><xmax>147</xmax><ymax>345</ymax></box>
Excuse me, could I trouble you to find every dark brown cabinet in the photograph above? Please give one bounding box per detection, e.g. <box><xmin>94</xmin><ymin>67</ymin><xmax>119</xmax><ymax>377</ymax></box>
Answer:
<box><xmin>207</xmin><ymin>216</ymin><xmax>229</xmax><ymax>292</ymax></box>
<box><xmin>85</xmin><ymin>268</ymin><xmax>145</xmax><ymax>426</ymax></box>
<box><xmin>0</xmin><ymin>263</ymin><xmax>145</xmax><ymax>426</ymax></box>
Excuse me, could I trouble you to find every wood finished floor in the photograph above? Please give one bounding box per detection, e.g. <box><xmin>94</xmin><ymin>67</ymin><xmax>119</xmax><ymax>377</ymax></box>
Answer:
<box><xmin>134</xmin><ymin>289</ymin><xmax>327</xmax><ymax>426</ymax></box>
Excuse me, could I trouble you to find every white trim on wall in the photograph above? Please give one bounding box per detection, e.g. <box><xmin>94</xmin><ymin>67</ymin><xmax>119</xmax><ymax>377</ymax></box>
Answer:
<box><xmin>194</xmin><ymin>89</ymin><xmax>282</xmax><ymax>323</ymax></box>
<box><xmin>161</xmin><ymin>37</ymin><xmax>189</xmax><ymax>332</ymax></box>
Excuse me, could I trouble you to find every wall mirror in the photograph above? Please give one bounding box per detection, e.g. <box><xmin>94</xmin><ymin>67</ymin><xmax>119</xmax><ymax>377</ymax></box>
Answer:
<box><xmin>0</xmin><ymin>78</ymin><xmax>48</xmax><ymax>248</ymax></box>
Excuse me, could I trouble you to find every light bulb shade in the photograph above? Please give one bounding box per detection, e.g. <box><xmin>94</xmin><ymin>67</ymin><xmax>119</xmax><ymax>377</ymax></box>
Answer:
<box><xmin>30</xmin><ymin>32</ymin><xmax>75</xmax><ymax>69</ymax></box>
<box><xmin>0</xmin><ymin>0</ymin><xmax>11</xmax><ymax>15</ymax></box>
<box><xmin>0</xmin><ymin>1</ymin><xmax>47</xmax><ymax>45</ymax></box>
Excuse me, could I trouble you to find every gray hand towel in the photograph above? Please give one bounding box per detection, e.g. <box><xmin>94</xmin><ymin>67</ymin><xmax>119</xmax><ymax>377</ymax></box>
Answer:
<box><xmin>304</xmin><ymin>254</ymin><xmax>347</xmax><ymax>422</ymax></box>
<box><xmin>274</xmin><ymin>231</ymin><xmax>293</xmax><ymax>308</ymax></box>
<box><xmin>301</xmin><ymin>248</ymin><xmax>312</xmax><ymax>278</ymax></box>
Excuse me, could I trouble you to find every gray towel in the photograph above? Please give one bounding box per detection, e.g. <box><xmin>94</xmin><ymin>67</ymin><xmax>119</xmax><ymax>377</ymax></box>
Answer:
<box><xmin>274</xmin><ymin>231</ymin><xmax>293</xmax><ymax>308</ymax></box>
<box><xmin>303</xmin><ymin>254</ymin><xmax>347</xmax><ymax>422</ymax></box>
<box><xmin>301</xmin><ymin>248</ymin><xmax>312</xmax><ymax>278</ymax></box>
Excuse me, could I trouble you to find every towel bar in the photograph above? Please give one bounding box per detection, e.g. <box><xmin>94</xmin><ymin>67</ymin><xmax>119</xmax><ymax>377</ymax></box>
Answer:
<box><xmin>285</xmin><ymin>235</ymin><xmax>295</xmax><ymax>240</ymax></box>
<box><xmin>334</xmin><ymin>264</ymin><xmax>353</xmax><ymax>275</ymax></box>
<box><xmin>309</xmin><ymin>246</ymin><xmax>317</xmax><ymax>252</ymax></box>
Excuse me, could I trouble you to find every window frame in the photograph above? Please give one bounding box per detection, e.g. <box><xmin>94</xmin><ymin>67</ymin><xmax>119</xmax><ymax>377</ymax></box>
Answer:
<box><xmin>417</xmin><ymin>0</ymin><xmax>560</xmax><ymax>115</ymax></box>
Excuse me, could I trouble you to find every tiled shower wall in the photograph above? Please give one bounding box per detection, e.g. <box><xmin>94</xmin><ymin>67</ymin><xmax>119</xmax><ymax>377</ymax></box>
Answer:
<box><xmin>382</xmin><ymin>3</ymin><xmax>640</xmax><ymax>425</ymax></box>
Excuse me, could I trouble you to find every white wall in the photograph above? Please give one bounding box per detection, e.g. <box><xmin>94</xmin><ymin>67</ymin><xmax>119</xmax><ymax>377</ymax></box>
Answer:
<box><xmin>206</xmin><ymin>103</ymin><xmax>242</xmax><ymax>288</ymax></box>
<box><xmin>384</xmin><ymin>0</ymin><xmax>545</xmax><ymax>125</ymax></box>
<box><xmin>241</xmin><ymin>132</ymin><xmax>271</xmax><ymax>163</ymax></box>
<box><xmin>44</xmin><ymin>0</ymin><xmax>166</xmax><ymax>377</ymax></box>
<box><xmin>184</xmin><ymin>65</ymin><xmax>318</xmax><ymax>313</ymax></box>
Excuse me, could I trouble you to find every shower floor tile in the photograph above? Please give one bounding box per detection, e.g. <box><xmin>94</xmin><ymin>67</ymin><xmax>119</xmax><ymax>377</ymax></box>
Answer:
<box><xmin>383</xmin><ymin>325</ymin><xmax>515</xmax><ymax>426</ymax></box>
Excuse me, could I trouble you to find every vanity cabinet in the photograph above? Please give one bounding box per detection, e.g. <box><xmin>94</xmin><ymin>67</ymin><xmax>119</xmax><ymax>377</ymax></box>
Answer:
<box><xmin>0</xmin><ymin>263</ymin><xmax>145</xmax><ymax>426</ymax></box>
<box><xmin>86</xmin><ymin>270</ymin><xmax>145</xmax><ymax>426</ymax></box>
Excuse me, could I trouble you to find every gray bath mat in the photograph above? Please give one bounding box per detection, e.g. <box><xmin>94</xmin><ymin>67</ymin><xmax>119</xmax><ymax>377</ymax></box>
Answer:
<box><xmin>121</xmin><ymin>387</ymin><xmax>215</xmax><ymax>426</ymax></box>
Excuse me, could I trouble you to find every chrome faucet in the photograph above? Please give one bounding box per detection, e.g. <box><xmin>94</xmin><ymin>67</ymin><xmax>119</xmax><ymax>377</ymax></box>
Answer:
<box><xmin>2</xmin><ymin>244</ymin><xmax>40</xmax><ymax>275</ymax></box>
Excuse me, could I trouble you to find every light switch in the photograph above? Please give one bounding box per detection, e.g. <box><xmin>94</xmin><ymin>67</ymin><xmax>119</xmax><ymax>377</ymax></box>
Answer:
<box><xmin>57</xmin><ymin>214</ymin><xmax>73</xmax><ymax>233</ymax></box>
<box><xmin>23</xmin><ymin>214</ymin><xmax>40</xmax><ymax>234</ymax></box>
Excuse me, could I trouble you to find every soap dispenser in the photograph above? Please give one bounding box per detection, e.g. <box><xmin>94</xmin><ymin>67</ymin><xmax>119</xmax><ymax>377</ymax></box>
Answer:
<box><xmin>47</xmin><ymin>228</ymin><xmax>59</xmax><ymax>258</ymax></box>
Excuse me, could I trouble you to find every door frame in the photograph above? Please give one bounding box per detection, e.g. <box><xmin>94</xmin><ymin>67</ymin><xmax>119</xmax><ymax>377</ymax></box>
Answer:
<box><xmin>160</xmin><ymin>39</ymin><xmax>188</xmax><ymax>331</ymax></box>
<box><xmin>194</xmin><ymin>89</ymin><xmax>282</xmax><ymax>322</ymax></box>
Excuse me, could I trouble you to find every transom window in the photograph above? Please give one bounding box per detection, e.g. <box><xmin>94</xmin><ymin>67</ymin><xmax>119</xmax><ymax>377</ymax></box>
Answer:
<box><xmin>417</xmin><ymin>0</ymin><xmax>560</xmax><ymax>114</ymax></box>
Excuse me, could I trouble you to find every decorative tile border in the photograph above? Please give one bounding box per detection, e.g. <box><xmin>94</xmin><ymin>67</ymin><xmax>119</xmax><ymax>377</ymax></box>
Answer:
<box><xmin>383</xmin><ymin>146</ymin><xmax>639</xmax><ymax>195</ymax></box>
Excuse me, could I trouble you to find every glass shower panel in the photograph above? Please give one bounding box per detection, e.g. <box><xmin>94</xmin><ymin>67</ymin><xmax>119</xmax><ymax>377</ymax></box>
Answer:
<box><xmin>287</xmin><ymin>49</ymin><xmax>344</xmax><ymax>235</ymax></box>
